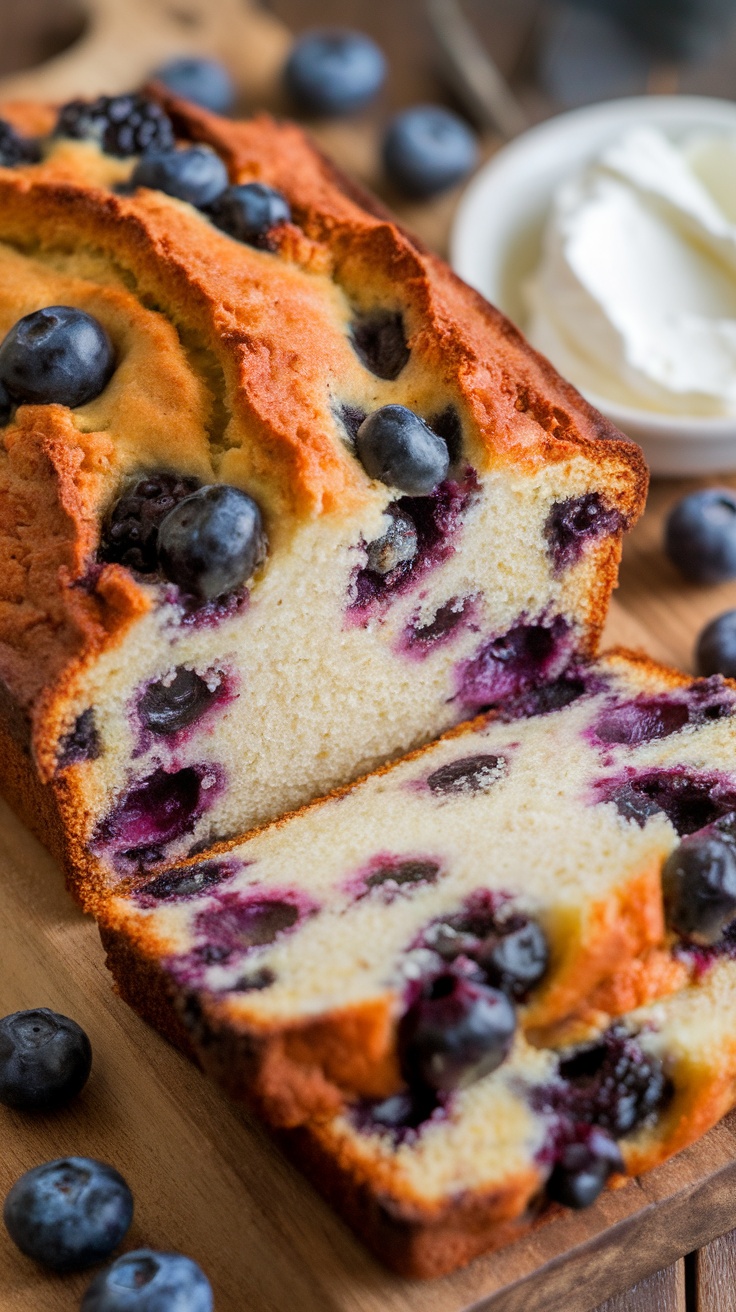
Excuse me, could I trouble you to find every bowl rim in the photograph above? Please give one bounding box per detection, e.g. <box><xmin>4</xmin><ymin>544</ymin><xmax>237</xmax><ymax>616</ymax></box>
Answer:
<box><xmin>450</xmin><ymin>94</ymin><xmax>736</xmax><ymax>441</ymax></box>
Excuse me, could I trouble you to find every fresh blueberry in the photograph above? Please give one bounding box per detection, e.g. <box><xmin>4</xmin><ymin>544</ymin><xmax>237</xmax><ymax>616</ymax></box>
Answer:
<box><xmin>157</xmin><ymin>484</ymin><xmax>266</xmax><ymax>600</ymax></box>
<box><xmin>665</xmin><ymin>488</ymin><xmax>736</xmax><ymax>584</ymax></box>
<box><xmin>3</xmin><ymin>1157</ymin><xmax>133</xmax><ymax>1271</ymax></box>
<box><xmin>131</xmin><ymin>146</ymin><xmax>228</xmax><ymax>208</ymax></box>
<box><xmin>0</xmin><ymin>1009</ymin><xmax>91</xmax><ymax>1112</ymax></box>
<box><xmin>284</xmin><ymin>29</ymin><xmax>386</xmax><ymax>117</ymax></box>
<box><xmin>101</xmin><ymin>473</ymin><xmax>201</xmax><ymax>573</ymax></box>
<box><xmin>0</xmin><ymin>307</ymin><xmax>114</xmax><ymax>409</ymax></box>
<box><xmin>152</xmin><ymin>55</ymin><xmax>236</xmax><ymax>114</ymax></box>
<box><xmin>0</xmin><ymin>380</ymin><xmax>12</xmax><ymax>426</ymax></box>
<box><xmin>82</xmin><ymin>1248</ymin><xmax>213</xmax><ymax>1312</ymax></box>
<box><xmin>139</xmin><ymin>667</ymin><xmax>217</xmax><ymax>735</ymax></box>
<box><xmin>356</xmin><ymin>405</ymin><xmax>449</xmax><ymax>496</ymax></box>
<box><xmin>207</xmin><ymin>183</ymin><xmax>291</xmax><ymax>249</ymax></box>
<box><xmin>697</xmin><ymin>610</ymin><xmax>736</xmax><ymax>678</ymax></box>
<box><xmin>382</xmin><ymin>106</ymin><xmax>478</xmax><ymax>198</ymax></box>
<box><xmin>56</xmin><ymin>95</ymin><xmax>174</xmax><ymax>158</ymax></box>
<box><xmin>0</xmin><ymin>118</ymin><xmax>40</xmax><ymax>167</ymax></box>
<box><xmin>399</xmin><ymin>973</ymin><xmax>516</xmax><ymax>1093</ymax></box>
<box><xmin>547</xmin><ymin>1129</ymin><xmax>624</xmax><ymax>1210</ymax></box>
<box><xmin>662</xmin><ymin>826</ymin><xmax>736</xmax><ymax>945</ymax></box>
<box><xmin>365</xmin><ymin>505</ymin><xmax>417</xmax><ymax>574</ymax></box>
<box><xmin>350</xmin><ymin>310</ymin><xmax>409</xmax><ymax>381</ymax></box>
<box><xmin>477</xmin><ymin>922</ymin><xmax>549</xmax><ymax>1002</ymax></box>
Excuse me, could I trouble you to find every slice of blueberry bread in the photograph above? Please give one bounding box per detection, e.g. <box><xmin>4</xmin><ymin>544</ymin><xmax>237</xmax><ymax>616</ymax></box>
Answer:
<box><xmin>0</xmin><ymin>91</ymin><xmax>645</xmax><ymax>910</ymax></box>
<box><xmin>98</xmin><ymin>650</ymin><xmax>736</xmax><ymax>1127</ymax></box>
<box><xmin>285</xmin><ymin>955</ymin><xmax>736</xmax><ymax>1277</ymax></box>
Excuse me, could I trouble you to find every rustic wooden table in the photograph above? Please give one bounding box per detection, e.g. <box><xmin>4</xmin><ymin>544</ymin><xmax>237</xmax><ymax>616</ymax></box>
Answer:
<box><xmin>2</xmin><ymin>2</ymin><xmax>736</xmax><ymax>1310</ymax></box>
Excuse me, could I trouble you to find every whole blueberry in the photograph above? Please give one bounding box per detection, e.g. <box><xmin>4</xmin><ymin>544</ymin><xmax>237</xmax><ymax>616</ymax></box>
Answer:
<box><xmin>356</xmin><ymin>405</ymin><xmax>449</xmax><ymax>495</ymax></box>
<box><xmin>665</xmin><ymin>488</ymin><xmax>736</xmax><ymax>584</ymax></box>
<box><xmin>139</xmin><ymin>667</ymin><xmax>217</xmax><ymax>736</ymax></box>
<box><xmin>157</xmin><ymin>484</ymin><xmax>266</xmax><ymax>600</ymax></box>
<box><xmin>0</xmin><ymin>1009</ymin><xmax>91</xmax><ymax>1112</ymax></box>
<box><xmin>547</xmin><ymin>1129</ymin><xmax>624</xmax><ymax>1210</ymax></box>
<box><xmin>131</xmin><ymin>146</ymin><xmax>228</xmax><ymax>209</ymax></box>
<box><xmin>662</xmin><ymin>827</ymin><xmax>736</xmax><ymax>945</ymax></box>
<box><xmin>0</xmin><ymin>307</ymin><xmax>114</xmax><ymax>408</ymax></box>
<box><xmin>382</xmin><ymin>106</ymin><xmax>478</xmax><ymax>198</ymax></box>
<box><xmin>3</xmin><ymin>1157</ymin><xmax>133</xmax><ymax>1271</ymax></box>
<box><xmin>399</xmin><ymin>973</ymin><xmax>516</xmax><ymax>1093</ymax></box>
<box><xmin>697</xmin><ymin>610</ymin><xmax>736</xmax><ymax>678</ymax></box>
<box><xmin>478</xmin><ymin>922</ymin><xmax>549</xmax><ymax>1002</ymax></box>
<box><xmin>152</xmin><ymin>55</ymin><xmax>236</xmax><ymax>114</ymax></box>
<box><xmin>207</xmin><ymin>183</ymin><xmax>291</xmax><ymax>248</ymax></box>
<box><xmin>284</xmin><ymin>29</ymin><xmax>386</xmax><ymax>117</ymax></box>
<box><xmin>82</xmin><ymin>1249</ymin><xmax>213</xmax><ymax>1312</ymax></box>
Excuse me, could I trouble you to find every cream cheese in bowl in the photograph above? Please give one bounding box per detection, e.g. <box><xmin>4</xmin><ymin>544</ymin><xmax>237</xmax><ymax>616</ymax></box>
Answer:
<box><xmin>525</xmin><ymin>127</ymin><xmax>736</xmax><ymax>418</ymax></box>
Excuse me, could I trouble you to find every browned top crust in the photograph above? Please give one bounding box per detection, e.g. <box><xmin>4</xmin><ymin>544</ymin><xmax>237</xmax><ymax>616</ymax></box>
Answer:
<box><xmin>0</xmin><ymin>94</ymin><xmax>647</xmax><ymax>740</ymax></box>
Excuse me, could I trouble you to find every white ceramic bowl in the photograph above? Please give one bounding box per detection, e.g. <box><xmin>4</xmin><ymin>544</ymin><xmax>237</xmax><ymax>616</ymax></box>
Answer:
<box><xmin>450</xmin><ymin>96</ymin><xmax>736</xmax><ymax>476</ymax></box>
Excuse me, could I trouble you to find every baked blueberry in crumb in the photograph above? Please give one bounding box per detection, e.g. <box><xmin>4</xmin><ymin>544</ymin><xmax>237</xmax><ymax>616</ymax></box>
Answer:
<box><xmin>207</xmin><ymin>183</ymin><xmax>291</xmax><ymax>249</ymax></box>
<box><xmin>365</xmin><ymin>505</ymin><xmax>418</xmax><ymax>575</ymax></box>
<box><xmin>101</xmin><ymin>473</ymin><xmax>201</xmax><ymax>572</ymax></box>
<box><xmin>0</xmin><ymin>307</ymin><xmax>115</xmax><ymax>409</ymax></box>
<box><xmin>139</xmin><ymin>667</ymin><xmax>219</xmax><ymax>736</ymax></box>
<box><xmin>545</xmin><ymin>494</ymin><xmax>623</xmax><ymax>575</ymax></box>
<box><xmin>428</xmin><ymin>405</ymin><xmax>464</xmax><ymax>466</ymax></box>
<box><xmin>547</xmin><ymin>1127</ymin><xmax>624</xmax><ymax>1210</ymax></box>
<box><xmin>81</xmin><ymin>1248</ymin><xmax>214</xmax><ymax>1312</ymax></box>
<box><xmin>55</xmin><ymin>94</ymin><xmax>174</xmax><ymax>157</ymax></box>
<box><xmin>498</xmin><ymin>674</ymin><xmax>590</xmax><ymax>722</ymax></box>
<box><xmin>353</xmin><ymin>1085</ymin><xmax>443</xmax><ymax>1142</ymax></box>
<box><xmin>153</xmin><ymin>53</ymin><xmax>236</xmax><ymax>114</ymax></box>
<box><xmin>457</xmin><ymin>616</ymin><xmax>571</xmax><ymax>712</ymax></box>
<box><xmin>157</xmin><ymin>484</ymin><xmax>266</xmax><ymax>601</ymax></box>
<box><xmin>135</xmin><ymin>861</ymin><xmax>234</xmax><ymax>904</ymax></box>
<box><xmin>3</xmin><ymin>1157</ymin><xmax>133</xmax><ymax>1271</ymax></box>
<box><xmin>191</xmin><ymin>893</ymin><xmax>305</xmax><ymax>965</ymax></box>
<box><xmin>662</xmin><ymin>819</ymin><xmax>736</xmax><ymax>945</ymax></box>
<box><xmin>0</xmin><ymin>118</ymin><xmax>40</xmax><ymax>167</ymax></box>
<box><xmin>405</xmin><ymin>595</ymin><xmax>476</xmax><ymax>655</ymax></box>
<box><xmin>591</xmin><ymin>697</ymin><xmax>690</xmax><ymax>747</ymax></box>
<box><xmin>426</xmin><ymin>754</ymin><xmax>505</xmax><ymax>796</ymax></box>
<box><xmin>284</xmin><ymin>29</ymin><xmax>386</xmax><ymax>116</ymax></box>
<box><xmin>420</xmin><ymin>897</ymin><xmax>549</xmax><ymax>1002</ymax></box>
<box><xmin>350</xmin><ymin>310</ymin><xmax>409</xmax><ymax>380</ymax></box>
<box><xmin>600</xmin><ymin>769</ymin><xmax>736</xmax><ymax>836</ymax></box>
<box><xmin>0</xmin><ymin>1009</ymin><xmax>91</xmax><ymax>1112</ymax></box>
<box><xmin>97</xmin><ymin>766</ymin><xmax>214</xmax><ymax>854</ymax></box>
<box><xmin>477</xmin><ymin>922</ymin><xmax>549</xmax><ymax>1001</ymax></box>
<box><xmin>399</xmin><ymin>972</ymin><xmax>516</xmax><ymax>1093</ymax></box>
<box><xmin>356</xmin><ymin>405</ymin><xmax>449</xmax><ymax>496</ymax></box>
<box><xmin>131</xmin><ymin>145</ymin><xmax>228</xmax><ymax>208</ymax></box>
<box><xmin>362</xmin><ymin>858</ymin><xmax>441</xmax><ymax>899</ymax></box>
<box><xmin>58</xmin><ymin>708</ymin><xmax>100</xmax><ymax>768</ymax></box>
<box><xmin>231</xmin><ymin>967</ymin><xmax>276</xmax><ymax>993</ymax></box>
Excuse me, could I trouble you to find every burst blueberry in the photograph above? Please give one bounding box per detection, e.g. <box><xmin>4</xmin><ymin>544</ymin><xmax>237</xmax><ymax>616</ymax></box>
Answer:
<box><xmin>662</xmin><ymin>825</ymin><xmax>736</xmax><ymax>944</ymax></box>
<box><xmin>152</xmin><ymin>54</ymin><xmax>236</xmax><ymax>114</ymax></box>
<box><xmin>101</xmin><ymin>472</ymin><xmax>201</xmax><ymax>573</ymax></box>
<box><xmin>3</xmin><ymin>1157</ymin><xmax>133</xmax><ymax>1271</ymax></box>
<box><xmin>0</xmin><ymin>1009</ymin><xmax>91</xmax><ymax>1112</ymax></box>
<box><xmin>697</xmin><ymin>610</ymin><xmax>736</xmax><ymax>679</ymax></box>
<box><xmin>56</xmin><ymin>94</ymin><xmax>174</xmax><ymax>157</ymax></box>
<box><xmin>157</xmin><ymin>484</ymin><xmax>266</xmax><ymax>600</ymax></box>
<box><xmin>399</xmin><ymin>973</ymin><xmax>516</xmax><ymax>1093</ymax></box>
<box><xmin>0</xmin><ymin>307</ymin><xmax>115</xmax><ymax>409</ymax></box>
<box><xmin>477</xmin><ymin>922</ymin><xmax>549</xmax><ymax>1001</ymax></box>
<box><xmin>350</xmin><ymin>310</ymin><xmax>409</xmax><ymax>380</ymax></box>
<box><xmin>383</xmin><ymin>106</ymin><xmax>478</xmax><ymax>198</ymax></box>
<box><xmin>356</xmin><ymin>405</ymin><xmax>449</xmax><ymax>496</ymax></box>
<box><xmin>131</xmin><ymin>145</ymin><xmax>228</xmax><ymax>208</ymax></box>
<box><xmin>82</xmin><ymin>1248</ymin><xmax>214</xmax><ymax>1312</ymax></box>
<box><xmin>665</xmin><ymin>488</ymin><xmax>736</xmax><ymax>584</ymax></box>
<box><xmin>207</xmin><ymin>183</ymin><xmax>291</xmax><ymax>248</ymax></box>
<box><xmin>365</xmin><ymin>505</ymin><xmax>418</xmax><ymax>575</ymax></box>
<box><xmin>284</xmin><ymin>29</ymin><xmax>386</xmax><ymax>116</ymax></box>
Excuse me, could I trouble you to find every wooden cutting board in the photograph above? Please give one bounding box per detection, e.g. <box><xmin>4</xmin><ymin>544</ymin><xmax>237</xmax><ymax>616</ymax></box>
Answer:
<box><xmin>2</xmin><ymin>5</ymin><xmax>736</xmax><ymax>1309</ymax></box>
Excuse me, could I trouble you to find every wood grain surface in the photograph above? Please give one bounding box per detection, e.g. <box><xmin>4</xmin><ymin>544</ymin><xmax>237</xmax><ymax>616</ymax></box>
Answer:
<box><xmin>2</xmin><ymin>1</ymin><xmax>736</xmax><ymax>1310</ymax></box>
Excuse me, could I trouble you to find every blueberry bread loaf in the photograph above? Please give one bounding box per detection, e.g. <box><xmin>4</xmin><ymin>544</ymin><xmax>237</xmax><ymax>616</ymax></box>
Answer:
<box><xmin>0</xmin><ymin>92</ymin><xmax>646</xmax><ymax>910</ymax></box>
<box><xmin>286</xmin><ymin>956</ymin><xmax>736</xmax><ymax>1277</ymax></box>
<box><xmin>99</xmin><ymin>650</ymin><xmax>736</xmax><ymax>1127</ymax></box>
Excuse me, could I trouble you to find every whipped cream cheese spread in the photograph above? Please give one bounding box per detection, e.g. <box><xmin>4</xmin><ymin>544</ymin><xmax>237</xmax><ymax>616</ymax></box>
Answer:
<box><xmin>525</xmin><ymin>126</ymin><xmax>736</xmax><ymax>417</ymax></box>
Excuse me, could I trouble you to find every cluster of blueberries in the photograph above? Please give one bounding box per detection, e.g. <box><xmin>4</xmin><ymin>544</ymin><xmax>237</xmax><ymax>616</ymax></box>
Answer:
<box><xmin>152</xmin><ymin>33</ymin><xmax>479</xmax><ymax>200</ymax></box>
<box><xmin>0</xmin><ymin>1008</ymin><xmax>211</xmax><ymax>1310</ymax></box>
<box><xmin>665</xmin><ymin>489</ymin><xmax>736</xmax><ymax>681</ymax></box>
